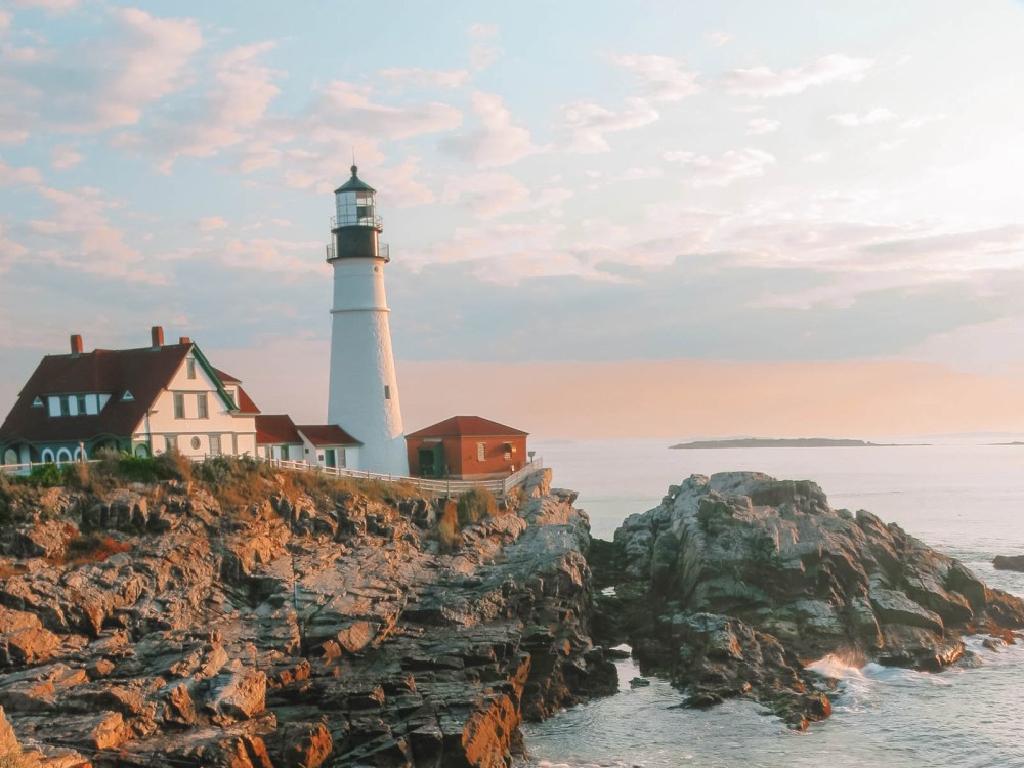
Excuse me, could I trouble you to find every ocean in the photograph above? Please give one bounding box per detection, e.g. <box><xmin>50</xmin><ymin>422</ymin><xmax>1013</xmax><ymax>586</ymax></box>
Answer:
<box><xmin>520</xmin><ymin>437</ymin><xmax>1024</xmax><ymax>768</ymax></box>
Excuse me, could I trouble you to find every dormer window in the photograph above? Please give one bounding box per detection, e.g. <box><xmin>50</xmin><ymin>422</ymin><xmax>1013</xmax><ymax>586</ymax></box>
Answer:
<box><xmin>186</xmin><ymin>358</ymin><xmax>197</xmax><ymax>379</ymax></box>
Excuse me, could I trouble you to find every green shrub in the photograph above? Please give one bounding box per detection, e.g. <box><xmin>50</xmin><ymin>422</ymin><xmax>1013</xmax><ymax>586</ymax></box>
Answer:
<box><xmin>24</xmin><ymin>462</ymin><xmax>64</xmax><ymax>487</ymax></box>
<box><xmin>456</xmin><ymin>487</ymin><xmax>497</xmax><ymax>527</ymax></box>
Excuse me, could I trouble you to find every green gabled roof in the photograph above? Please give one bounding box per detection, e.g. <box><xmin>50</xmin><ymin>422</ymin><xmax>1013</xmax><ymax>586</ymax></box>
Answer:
<box><xmin>334</xmin><ymin>165</ymin><xmax>376</xmax><ymax>194</ymax></box>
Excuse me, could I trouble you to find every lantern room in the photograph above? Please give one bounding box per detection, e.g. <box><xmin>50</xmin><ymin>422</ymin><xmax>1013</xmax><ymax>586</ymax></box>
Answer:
<box><xmin>328</xmin><ymin>165</ymin><xmax>387</xmax><ymax>262</ymax></box>
<box><xmin>333</xmin><ymin>165</ymin><xmax>380</xmax><ymax>229</ymax></box>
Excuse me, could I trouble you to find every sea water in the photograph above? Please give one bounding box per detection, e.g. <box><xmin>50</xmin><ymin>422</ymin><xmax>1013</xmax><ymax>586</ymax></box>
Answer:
<box><xmin>520</xmin><ymin>437</ymin><xmax>1024</xmax><ymax>768</ymax></box>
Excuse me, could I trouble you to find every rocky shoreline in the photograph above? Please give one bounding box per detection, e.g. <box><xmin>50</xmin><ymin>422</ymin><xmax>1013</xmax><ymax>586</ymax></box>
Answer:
<box><xmin>0</xmin><ymin>464</ymin><xmax>615</xmax><ymax>767</ymax></box>
<box><xmin>2</xmin><ymin>466</ymin><xmax>1023</xmax><ymax>766</ymax></box>
<box><xmin>590</xmin><ymin>472</ymin><xmax>1024</xmax><ymax>728</ymax></box>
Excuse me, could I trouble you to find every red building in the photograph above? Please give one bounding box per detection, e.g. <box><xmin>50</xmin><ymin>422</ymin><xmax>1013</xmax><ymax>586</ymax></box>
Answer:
<box><xmin>406</xmin><ymin>416</ymin><xmax>528</xmax><ymax>479</ymax></box>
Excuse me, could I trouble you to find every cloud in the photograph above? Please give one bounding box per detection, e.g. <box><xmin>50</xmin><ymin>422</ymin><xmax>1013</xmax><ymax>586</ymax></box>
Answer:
<box><xmin>50</xmin><ymin>144</ymin><xmax>82</xmax><ymax>169</ymax></box>
<box><xmin>610</xmin><ymin>54</ymin><xmax>700</xmax><ymax>102</ymax></box>
<box><xmin>377</xmin><ymin>67</ymin><xmax>470</xmax><ymax>89</ymax></box>
<box><xmin>442</xmin><ymin>172</ymin><xmax>571</xmax><ymax>219</ymax></box>
<box><xmin>0</xmin><ymin>11</ymin><xmax>9</xmax><ymax>31</ymax></box>
<box><xmin>664</xmin><ymin>147</ymin><xmax>776</xmax><ymax>186</ymax></box>
<box><xmin>467</xmin><ymin>22</ymin><xmax>501</xmax><ymax>70</ymax></box>
<box><xmin>707</xmin><ymin>31</ymin><xmax>732</xmax><ymax>47</ymax></box>
<box><xmin>561</xmin><ymin>98</ymin><xmax>658</xmax><ymax>153</ymax></box>
<box><xmin>3</xmin><ymin>8</ymin><xmax>202</xmax><ymax>134</ymax></box>
<box><xmin>900</xmin><ymin>113</ymin><xmax>947</xmax><ymax>130</ymax></box>
<box><xmin>117</xmin><ymin>41</ymin><xmax>280</xmax><ymax>171</ymax></box>
<box><xmin>746</xmin><ymin>117</ymin><xmax>780</xmax><ymax>135</ymax></box>
<box><xmin>28</xmin><ymin>185</ymin><xmax>163</xmax><ymax>284</ymax></box>
<box><xmin>314</xmin><ymin>81</ymin><xmax>462</xmax><ymax>141</ymax></box>
<box><xmin>198</xmin><ymin>216</ymin><xmax>227</xmax><ymax>232</ymax></box>
<box><xmin>0</xmin><ymin>157</ymin><xmax>43</xmax><ymax>185</ymax></box>
<box><xmin>87</xmin><ymin>8</ymin><xmax>202</xmax><ymax>130</ymax></box>
<box><xmin>829</xmin><ymin>108</ymin><xmax>895</xmax><ymax>127</ymax></box>
<box><xmin>0</xmin><ymin>224</ymin><xmax>29</xmax><ymax>273</ymax></box>
<box><xmin>9</xmin><ymin>0</ymin><xmax>78</xmax><ymax>11</ymax></box>
<box><xmin>440</xmin><ymin>91</ymin><xmax>540</xmax><ymax>167</ymax></box>
<box><xmin>724</xmin><ymin>54</ymin><xmax>874</xmax><ymax>97</ymax></box>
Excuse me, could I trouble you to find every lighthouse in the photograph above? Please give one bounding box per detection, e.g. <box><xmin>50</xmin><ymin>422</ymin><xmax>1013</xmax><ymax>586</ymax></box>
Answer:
<box><xmin>326</xmin><ymin>166</ymin><xmax>409</xmax><ymax>475</ymax></box>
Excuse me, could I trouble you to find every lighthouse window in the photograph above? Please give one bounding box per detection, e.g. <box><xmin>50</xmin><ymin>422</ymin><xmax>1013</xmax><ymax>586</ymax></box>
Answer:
<box><xmin>384</xmin><ymin>385</ymin><xmax>391</xmax><ymax>400</ymax></box>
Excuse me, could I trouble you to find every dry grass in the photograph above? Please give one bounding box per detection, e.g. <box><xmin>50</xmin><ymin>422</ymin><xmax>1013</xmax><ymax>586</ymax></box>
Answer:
<box><xmin>0</xmin><ymin>748</ymin><xmax>34</xmax><ymax>768</ymax></box>
<box><xmin>457</xmin><ymin>487</ymin><xmax>497</xmax><ymax>527</ymax></box>
<box><xmin>0</xmin><ymin>562</ymin><xmax>27</xmax><ymax>580</ymax></box>
<box><xmin>436</xmin><ymin>500</ymin><xmax>462</xmax><ymax>552</ymax></box>
<box><xmin>62</xmin><ymin>533</ymin><xmax>133</xmax><ymax>566</ymax></box>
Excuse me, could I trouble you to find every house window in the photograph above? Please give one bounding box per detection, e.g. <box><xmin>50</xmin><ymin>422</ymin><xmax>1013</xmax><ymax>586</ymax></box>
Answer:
<box><xmin>173</xmin><ymin>393</ymin><xmax>185</xmax><ymax>419</ymax></box>
<box><xmin>165</xmin><ymin>436</ymin><xmax>175</xmax><ymax>454</ymax></box>
<box><xmin>76</xmin><ymin>395</ymin><xmax>87</xmax><ymax>415</ymax></box>
<box><xmin>384</xmin><ymin>384</ymin><xmax>391</xmax><ymax>400</ymax></box>
<box><xmin>59</xmin><ymin>396</ymin><xmax>70</xmax><ymax>417</ymax></box>
<box><xmin>197</xmin><ymin>392</ymin><xmax>208</xmax><ymax>419</ymax></box>
<box><xmin>209</xmin><ymin>434</ymin><xmax>221</xmax><ymax>456</ymax></box>
<box><xmin>477</xmin><ymin>441</ymin><xmax>486</xmax><ymax>462</ymax></box>
<box><xmin>280</xmin><ymin>444</ymin><xmax>290</xmax><ymax>461</ymax></box>
<box><xmin>186</xmin><ymin>358</ymin><xmax>197</xmax><ymax>379</ymax></box>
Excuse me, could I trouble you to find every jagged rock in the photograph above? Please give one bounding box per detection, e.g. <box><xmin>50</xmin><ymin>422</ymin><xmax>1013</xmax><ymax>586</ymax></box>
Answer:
<box><xmin>205</xmin><ymin>665</ymin><xmax>267</xmax><ymax>723</ymax></box>
<box><xmin>0</xmin><ymin>607</ymin><xmax>60</xmax><ymax>666</ymax></box>
<box><xmin>278</xmin><ymin>721</ymin><xmax>332</xmax><ymax>768</ymax></box>
<box><xmin>993</xmin><ymin>554</ymin><xmax>1024</xmax><ymax>571</ymax></box>
<box><xmin>0</xmin><ymin>465</ymin><xmax>611</xmax><ymax>765</ymax></box>
<box><xmin>598</xmin><ymin>472</ymin><xmax>1024</xmax><ymax>725</ymax></box>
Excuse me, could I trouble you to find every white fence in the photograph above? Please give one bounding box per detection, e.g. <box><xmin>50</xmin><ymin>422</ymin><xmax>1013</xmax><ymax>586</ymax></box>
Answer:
<box><xmin>264</xmin><ymin>456</ymin><xmax>544</xmax><ymax>498</ymax></box>
<box><xmin>1</xmin><ymin>455</ymin><xmax>546</xmax><ymax>499</ymax></box>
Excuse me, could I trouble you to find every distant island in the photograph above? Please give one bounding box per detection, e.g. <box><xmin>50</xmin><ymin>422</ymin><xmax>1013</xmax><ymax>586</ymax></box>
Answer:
<box><xmin>670</xmin><ymin>438</ymin><xmax>925</xmax><ymax>449</ymax></box>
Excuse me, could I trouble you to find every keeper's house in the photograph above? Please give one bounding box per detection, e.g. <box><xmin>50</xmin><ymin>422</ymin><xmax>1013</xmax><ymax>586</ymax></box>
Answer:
<box><xmin>0</xmin><ymin>327</ymin><xmax>261</xmax><ymax>465</ymax></box>
<box><xmin>255</xmin><ymin>414</ymin><xmax>361</xmax><ymax>470</ymax></box>
<box><xmin>406</xmin><ymin>416</ymin><xmax>528</xmax><ymax>480</ymax></box>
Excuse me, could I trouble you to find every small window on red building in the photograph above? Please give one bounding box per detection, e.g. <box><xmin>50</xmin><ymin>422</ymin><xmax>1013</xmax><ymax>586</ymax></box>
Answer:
<box><xmin>477</xmin><ymin>441</ymin><xmax>485</xmax><ymax>462</ymax></box>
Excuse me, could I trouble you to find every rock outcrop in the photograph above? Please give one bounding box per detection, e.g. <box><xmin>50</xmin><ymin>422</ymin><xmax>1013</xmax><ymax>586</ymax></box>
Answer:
<box><xmin>0</xmin><ymin>465</ymin><xmax>615</xmax><ymax>766</ymax></box>
<box><xmin>595</xmin><ymin>472</ymin><xmax>1024</xmax><ymax>728</ymax></box>
<box><xmin>993</xmin><ymin>554</ymin><xmax>1024</xmax><ymax>572</ymax></box>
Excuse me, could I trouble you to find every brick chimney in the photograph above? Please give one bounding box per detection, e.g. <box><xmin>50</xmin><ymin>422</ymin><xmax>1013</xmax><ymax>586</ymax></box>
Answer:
<box><xmin>70</xmin><ymin>334</ymin><xmax>83</xmax><ymax>355</ymax></box>
<box><xmin>178</xmin><ymin>336</ymin><xmax>191</xmax><ymax>345</ymax></box>
<box><xmin>151</xmin><ymin>325</ymin><xmax>164</xmax><ymax>349</ymax></box>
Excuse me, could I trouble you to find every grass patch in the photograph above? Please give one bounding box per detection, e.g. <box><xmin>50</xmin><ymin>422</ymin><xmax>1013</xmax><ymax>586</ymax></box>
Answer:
<box><xmin>456</xmin><ymin>487</ymin><xmax>497</xmax><ymax>527</ymax></box>
<box><xmin>63</xmin><ymin>532</ymin><xmax>133</xmax><ymax>565</ymax></box>
<box><xmin>437</xmin><ymin>500</ymin><xmax>462</xmax><ymax>552</ymax></box>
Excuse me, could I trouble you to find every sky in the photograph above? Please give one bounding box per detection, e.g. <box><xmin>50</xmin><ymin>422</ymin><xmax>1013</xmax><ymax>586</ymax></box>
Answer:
<box><xmin>1</xmin><ymin>0</ymin><xmax>1024</xmax><ymax>438</ymax></box>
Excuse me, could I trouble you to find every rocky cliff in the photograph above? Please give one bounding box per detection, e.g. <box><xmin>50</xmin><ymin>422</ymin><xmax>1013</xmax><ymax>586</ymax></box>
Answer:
<box><xmin>594</xmin><ymin>472</ymin><xmax>1024</xmax><ymax>728</ymax></box>
<box><xmin>0</xmin><ymin>462</ymin><xmax>615</xmax><ymax>767</ymax></box>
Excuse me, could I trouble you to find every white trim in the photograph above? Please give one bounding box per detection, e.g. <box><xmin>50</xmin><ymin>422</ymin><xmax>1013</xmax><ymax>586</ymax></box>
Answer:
<box><xmin>40</xmin><ymin>448</ymin><xmax>55</xmax><ymax>463</ymax></box>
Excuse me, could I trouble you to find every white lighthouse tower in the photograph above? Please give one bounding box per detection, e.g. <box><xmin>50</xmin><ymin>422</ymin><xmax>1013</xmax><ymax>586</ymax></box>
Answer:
<box><xmin>326</xmin><ymin>166</ymin><xmax>409</xmax><ymax>475</ymax></box>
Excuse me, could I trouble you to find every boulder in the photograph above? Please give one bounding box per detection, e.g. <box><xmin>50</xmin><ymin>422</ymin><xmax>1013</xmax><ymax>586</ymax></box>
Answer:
<box><xmin>993</xmin><ymin>554</ymin><xmax>1024</xmax><ymax>572</ymax></box>
<box><xmin>601</xmin><ymin>472</ymin><xmax>1024</xmax><ymax>725</ymax></box>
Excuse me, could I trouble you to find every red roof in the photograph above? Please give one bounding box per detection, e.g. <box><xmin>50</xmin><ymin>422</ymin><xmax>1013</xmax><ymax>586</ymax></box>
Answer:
<box><xmin>213</xmin><ymin>368</ymin><xmax>241</xmax><ymax>384</ymax></box>
<box><xmin>234</xmin><ymin>386</ymin><xmax>261</xmax><ymax>415</ymax></box>
<box><xmin>0</xmin><ymin>344</ymin><xmax>193</xmax><ymax>444</ymax></box>
<box><xmin>255</xmin><ymin>415</ymin><xmax>301</xmax><ymax>445</ymax></box>
<box><xmin>406</xmin><ymin>415</ymin><xmax>528</xmax><ymax>439</ymax></box>
<box><xmin>297</xmin><ymin>424</ymin><xmax>361</xmax><ymax>446</ymax></box>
